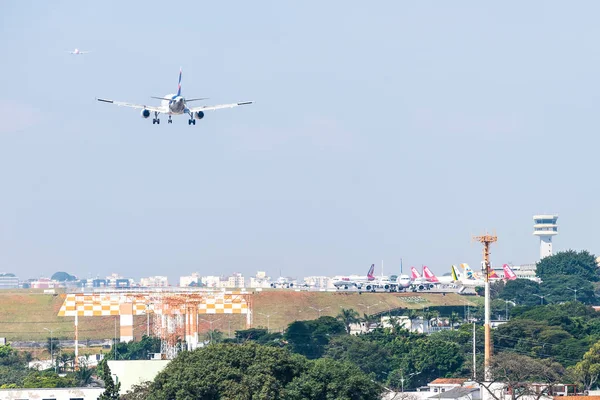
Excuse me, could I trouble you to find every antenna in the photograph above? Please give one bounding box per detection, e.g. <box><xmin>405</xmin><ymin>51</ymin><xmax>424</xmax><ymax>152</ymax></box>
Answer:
<box><xmin>400</xmin><ymin>258</ymin><xmax>403</xmax><ymax>274</ymax></box>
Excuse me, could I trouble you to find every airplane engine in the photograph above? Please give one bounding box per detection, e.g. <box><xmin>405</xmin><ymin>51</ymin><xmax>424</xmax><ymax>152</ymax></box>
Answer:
<box><xmin>195</xmin><ymin>111</ymin><xmax>205</xmax><ymax>120</ymax></box>
<box><xmin>365</xmin><ymin>285</ymin><xmax>373</xmax><ymax>291</ymax></box>
<box><xmin>140</xmin><ymin>109</ymin><xmax>151</xmax><ymax>119</ymax></box>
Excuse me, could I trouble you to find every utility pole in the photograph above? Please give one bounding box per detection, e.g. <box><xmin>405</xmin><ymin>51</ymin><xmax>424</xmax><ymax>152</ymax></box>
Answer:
<box><xmin>472</xmin><ymin>322</ymin><xmax>476</xmax><ymax>380</ymax></box>
<box><xmin>473</xmin><ymin>233</ymin><xmax>497</xmax><ymax>382</ymax></box>
<box><xmin>43</xmin><ymin>328</ymin><xmax>55</xmax><ymax>373</ymax></box>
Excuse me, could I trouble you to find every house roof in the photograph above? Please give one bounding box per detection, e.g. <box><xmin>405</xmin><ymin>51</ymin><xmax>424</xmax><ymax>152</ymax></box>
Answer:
<box><xmin>428</xmin><ymin>387</ymin><xmax>479</xmax><ymax>399</ymax></box>
<box><xmin>430</xmin><ymin>378</ymin><xmax>469</xmax><ymax>385</ymax></box>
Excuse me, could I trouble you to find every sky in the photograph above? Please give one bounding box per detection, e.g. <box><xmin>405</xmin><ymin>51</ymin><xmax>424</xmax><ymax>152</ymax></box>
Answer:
<box><xmin>0</xmin><ymin>1</ymin><xmax>598</xmax><ymax>283</ymax></box>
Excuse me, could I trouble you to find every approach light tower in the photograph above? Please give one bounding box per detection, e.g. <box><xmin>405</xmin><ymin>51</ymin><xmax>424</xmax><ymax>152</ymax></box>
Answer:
<box><xmin>473</xmin><ymin>233</ymin><xmax>497</xmax><ymax>382</ymax></box>
<box><xmin>533</xmin><ymin>214</ymin><xmax>558</xmax><ymax>260</ymax></box>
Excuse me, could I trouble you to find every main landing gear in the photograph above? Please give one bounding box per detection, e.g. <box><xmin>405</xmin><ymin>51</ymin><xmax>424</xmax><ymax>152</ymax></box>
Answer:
<box><xmin>152</xmin><ymin>111</ymin><xmax>160</xmax><ymax>124</ymax></box>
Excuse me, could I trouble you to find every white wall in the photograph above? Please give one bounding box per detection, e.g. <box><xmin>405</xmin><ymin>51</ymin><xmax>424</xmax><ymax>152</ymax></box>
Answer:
<box><xmin>108</xmin><ymin>359</ymin><xmax>170</xmax><ymax>395</ymax></box>
<box><xmin>0</xmin><ymin>387</ymin><xmax>103</xmax><ymax>400</ymax></box>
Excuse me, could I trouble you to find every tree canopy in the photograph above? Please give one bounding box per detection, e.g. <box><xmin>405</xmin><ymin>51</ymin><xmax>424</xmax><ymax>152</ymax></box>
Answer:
<box><xmin>50</xmin><ymin>271</ymin><xmax>77</xmax><ymax>282</ymax></box>
<box><xmin>536</xmin><ymin>250</ymin><xmax>599</xmax><ymax>282</ymax></box>
<box><xmin>146</xmin><ymin>342</ymin><xmax>381</xmax><ymax>400</ymax></box>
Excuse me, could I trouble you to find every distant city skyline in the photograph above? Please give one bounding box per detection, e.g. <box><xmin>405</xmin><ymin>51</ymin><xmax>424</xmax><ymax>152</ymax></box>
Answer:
<box><xmin>1</xmin><ymin>2</ymin><xmax>599</xmax><ymax>285</ymax></box>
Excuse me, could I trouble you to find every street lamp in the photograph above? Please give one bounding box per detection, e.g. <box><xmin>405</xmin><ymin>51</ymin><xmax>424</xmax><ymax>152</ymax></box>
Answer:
<box><xmin>199</xmin><ymin>318</ymin><xmax>224</xmax><ymax>343</ymax></box>
<box><xmin>533</xmin><ymin>294</ymin><xmax>545</xmax><ymax>305</ymax></box>
<box><xmin>566</xmin><ymin>287</ymin><xmax>579</xmax><ymax>302</ymax></box>
<box><xmin>43</xmin><ymin>328</ymin><xmax>57</xmax><ymax>373</ymax></box>
<box><xmin>309</xmin><ymin>306</ymin><xmax>330</xmax><ymax>318</ymax></box>
<box><xmin>258</xmin><ymin>312</ymin><xmax>277</xmax><ymax>332</ymax></box>
<box><xmin>358</xmin><ymin>302</ymin><xmax>380</xmax><ymax>314</ymax></box>
<box><xmin>400</xmin><ymin>371</ymin><xmax>421</xmax><ymax>393</ymax></box>
<box><xmin>501</xmin><ymin>300</ymin><xmax>515</xmax><ymax>321</ymax></box>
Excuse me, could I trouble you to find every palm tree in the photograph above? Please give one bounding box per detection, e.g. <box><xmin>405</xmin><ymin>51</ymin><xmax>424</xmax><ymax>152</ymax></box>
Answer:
<box><xmin>448</xmin><ymin>312</ymin><xmax>461</xmax><ymax>331</ymax></box>
<box><xmin>336</xmin><ymin>308</ymin><xmax>360</xmax><ymax>333</ymax></box>
<box><xmin>406</xmin><ymin>309</ymin><xmax>419</xmax><ymax>332</ymax></box>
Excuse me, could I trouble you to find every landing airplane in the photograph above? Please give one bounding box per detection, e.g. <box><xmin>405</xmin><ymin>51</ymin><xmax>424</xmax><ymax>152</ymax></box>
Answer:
<box><xmin>97</xmin><ymin>68</ymin><xmax>253</xmax><ymax>125</ymax></box>
<box><xmin>67</xmin><ymin>48</ymin><xmax>90</xmax><ymax>55</ymax></box>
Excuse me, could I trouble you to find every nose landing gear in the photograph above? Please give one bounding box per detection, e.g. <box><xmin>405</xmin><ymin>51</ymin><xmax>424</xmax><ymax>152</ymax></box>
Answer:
<box><xmin>168</xmin><ymin>116</ymin><xmax>173</xmax><ymax>124</ymax></box>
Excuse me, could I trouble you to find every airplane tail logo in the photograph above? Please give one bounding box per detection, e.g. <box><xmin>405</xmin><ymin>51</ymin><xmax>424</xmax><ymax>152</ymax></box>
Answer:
<box><xmin>367</xmin><ymin>264</ymin><xmax>375</xmax><ymax>280</ymax></box>
<box><xmin>410</xmin><ymin>267</ymin><xmax>421</xmax><ymax>280</ymax></box>
<box><xmin>460</xmin><ymin>263</ymin><xmax>474</xmax><ymax>279</ymax></box>
<box><xmin>177</xmin><ymin>67</ymin><xmax>182</xmax><ymax>96</ymax></box>
<box><xmin>489</xmin><ymin>269</ymin><xmax>500</xmax><ymax>279</ymax></box>
<box><xmin>503</xmin><ymin>264</ymin><xmax>517</xmax><ymax>280</ymax></box>
<box><xmin>422</xmin><ymin>266</ymin><xmax>439</xmax><ymax>282</ymax></box>
<box><xmin>451</xmin><ymin>265</ymin><xmax>460</xmax><ymax>281</ymax></box>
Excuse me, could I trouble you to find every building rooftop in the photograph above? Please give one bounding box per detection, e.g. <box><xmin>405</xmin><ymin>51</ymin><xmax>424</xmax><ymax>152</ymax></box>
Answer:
<box><xmin>429</xmin><ymin>378</ymin><xmax>468</xmax><ymax>385</ymax></box>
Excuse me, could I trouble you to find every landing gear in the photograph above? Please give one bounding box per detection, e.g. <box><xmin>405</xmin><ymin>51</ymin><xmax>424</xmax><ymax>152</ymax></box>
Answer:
<box><xmin>188</xmin><ymin>119</ymin><xmax>196</xmax><ymax>125</ymax></box>
<box><xmin>152</xmin><ymin>111</ymin><xmax>160</xmax><ymax>125</ymax></box>
<box><xmin>168</xmin><ymin>116</ymin><xmax>173</xmax><ymax>124</ymax></box>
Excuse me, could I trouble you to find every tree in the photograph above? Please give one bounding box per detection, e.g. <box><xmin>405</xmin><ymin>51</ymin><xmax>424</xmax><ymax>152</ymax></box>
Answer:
<box><xmin>121</xmin><ymin>381</ymin><xmax>152</xmax><ymax>400</ymax></box>
<box><xmin>325</xmin><ymin>335</ymin><xmax>391</xmax><ymax>381</ymax></box>
<box><xmin>285</xmin><ymin>357</ymin><xmax>382</xmax><ymax>400</ymax></box>
<box><xmin>537</xmin><ymin>250</ymin><xmax>599</xmax><ymax>282</ymax></box>
<box><xmin>98</xmin><ymin>360</ymin><xmax>120</xmax><ymax>400</ymax></box>
<box><xmin>571</xmin><ymin>341</ymin><xmax>600</xmax><ymax>390</ymax></box>
<box><xmin>50</xmin><ymin>271</ymin><xmax>77</xmax><ymax>282</ymax></box>
<box><xmin>285</xmin><ymin>316</ymin><xmax>346</xmax><ymax>359</ymax></box>
<box><xmin>477</xmin><ymin>352</ymin><xmax>565</xmax><ymax>400</ymax></box>
<box><xmin>337</xmin><ymin>308</ymin><xmax>360</xmax><ymax>333</ymax></box>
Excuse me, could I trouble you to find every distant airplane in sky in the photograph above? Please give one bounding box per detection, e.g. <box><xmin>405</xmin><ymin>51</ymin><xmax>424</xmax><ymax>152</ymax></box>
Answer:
<box><xmin>67</xmin><ymin>48</ymin><xmax>90</xmax><ymax>55</ymax></box>
<box><xmin>96</xmin><ymin>68</ymin><xmax>253</xmax><ymax>125</ymax></box>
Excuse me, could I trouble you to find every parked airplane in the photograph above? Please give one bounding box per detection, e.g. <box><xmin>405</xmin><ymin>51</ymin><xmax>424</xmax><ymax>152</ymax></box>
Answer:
<box><xmin>422</xmin><ymin>266</ymin><xmax>455</xmax><ymax>285</ymax></box>
<box><xmin>270</xmin><ymin>277</ymin><xmax>296</xmax><ymax>289</ymax></box>
<box><xmin>451</xmin><ymin>265</ymin><xmax>485</xmax><ymax>287</ymax></box>
<box><xmin>97</xmin><ymin>68</ymin><xmax>253</xmax><ymax>125</ymax></box>
<box><xmin>410</xmin><ymin>266</ymin><xmax>436</xmax><ymax>291</ymax></box>
<box><xmin>67</xmin><ymin>48</ymin><xmax>90</xmax><ymax>55</ymax></box>
<box><xmin>332</xmin><ymin>264</ymin><xmax>376</xmax><ymax>290</ymax></box>
<box><xmin>502</xmin><ymin>264</ymin><xmax>517</xmax><ymax>280</ymax></box>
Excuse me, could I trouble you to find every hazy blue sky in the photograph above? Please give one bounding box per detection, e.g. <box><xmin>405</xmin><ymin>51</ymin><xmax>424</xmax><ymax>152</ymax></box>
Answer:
<box><xmin>0</xmin><ymin>1</ymin><xmax>598</xmax><ymax>282</ymax></box>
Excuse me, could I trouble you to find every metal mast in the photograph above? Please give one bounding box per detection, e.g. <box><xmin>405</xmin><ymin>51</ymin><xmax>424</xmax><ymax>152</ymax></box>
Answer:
<box><xmin>473</xmin><ymin>233</ymin><xmax>497</xmax><ymax>381</ymax></box>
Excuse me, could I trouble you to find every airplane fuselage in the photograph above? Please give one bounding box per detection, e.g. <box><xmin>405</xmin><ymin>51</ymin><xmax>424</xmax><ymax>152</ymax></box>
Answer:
<box><xmin>161</xmin><ymin>94</ymin><xmax>187</xmax><ymax>115</ymax></box>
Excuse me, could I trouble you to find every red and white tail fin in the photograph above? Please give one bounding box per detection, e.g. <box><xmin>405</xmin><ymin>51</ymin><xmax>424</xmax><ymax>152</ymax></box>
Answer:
<box><xmin>422</xmin><ymin>266</ymin><xmax>439</xmax><ymax>282</ymax></box>
<box><xmin>489</xmin><ymin>269</ymin><xmax>500</xmax><ymax>279</ymax></box>
<box><xmin>410</xmin><ymin>266</ymin><xmax>421</xmax><ymax>280</ymax></box>
<box><xmin>503</xmin><ymin>264</ymin><xmax>517</xmax><ymax>280</ymax></box>
<box><xmin>367</xmin><ymin>264</ymin><xmax>375</xmax><ymax>280</ymax></box>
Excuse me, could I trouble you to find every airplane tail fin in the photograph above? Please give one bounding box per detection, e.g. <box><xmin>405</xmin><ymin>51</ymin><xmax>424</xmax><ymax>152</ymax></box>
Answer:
<box><xmin>489</xmin><ymin>269</ymin><xmax>500</xmax><ymax>279</ymax></box>
<box><xmin>422</xmin><ymin>266</ymin><xmax>439</xmax><ymax>282</ymax></box>
<box><xmin>503</xmin><ymin>264</ymin><xmax>517</xmax><ymax>280</ymax></box>
<box><xmin>177</xmin><ymin>67</ymin><xmax>182</xmax><ymax>96</ymax></box>
<box><xmin>410</xmin><ymin>267</ymin><xmax>421</xmax><ymax>280</ymax></box>
<box><xmin>367</xmin><ymin>264</ymin><xmax>375</xmax><ymax>279</ymax></box>
<box><xmin>460</xmin><ymin>263</ymin><xmax>474</xmax><ymax>279</ymax></box>
<box><xmin>451</xmin><ymin>265</ymin><xmax>460</xmax><ymax>281</ymax></box>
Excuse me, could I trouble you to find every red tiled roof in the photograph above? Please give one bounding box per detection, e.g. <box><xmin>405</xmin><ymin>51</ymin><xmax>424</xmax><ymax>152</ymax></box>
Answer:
<box><xmin>430</xmin><ymin>378</ymin><xmax>468</xmax><ymax>385</ymax></box>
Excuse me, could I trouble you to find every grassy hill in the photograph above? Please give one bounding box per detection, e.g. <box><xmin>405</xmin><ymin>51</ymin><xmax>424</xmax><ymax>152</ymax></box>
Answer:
<box><xmin>0</xmin><ymin>289</ymin><xmax>475</xmax><ymax>341</ymax></box>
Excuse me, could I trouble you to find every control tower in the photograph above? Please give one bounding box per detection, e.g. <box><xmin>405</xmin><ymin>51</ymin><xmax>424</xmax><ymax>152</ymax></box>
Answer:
<box><xmin>533</xmin><ymin>214</ymin><xmax>558</xmax><ymax>260</ymax></box>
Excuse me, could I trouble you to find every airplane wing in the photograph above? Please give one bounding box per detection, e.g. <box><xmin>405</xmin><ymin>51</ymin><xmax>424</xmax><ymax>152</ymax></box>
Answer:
<box><xmin>189</xmin><ymin>101</ymin><xmax>253</xmax><ymax>112</ymax></box>
<box><xmin>96</xmin><ymin>98</ymin><xmax>164</xmax><ymax>113</ymax></box>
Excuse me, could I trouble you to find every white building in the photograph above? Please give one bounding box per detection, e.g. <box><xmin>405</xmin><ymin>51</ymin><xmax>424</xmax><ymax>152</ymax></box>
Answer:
<box><xmin>226</xmin><ymin>273</ymin><xmax>245</xmax><ymax>288</ymax></box>
<box><xmin>250</xmin><ymin>271</ymin><xmax>272</xmax><ymax>288</ymax></box>
<box><xmin>0</xmin><ymin>387</ymin><xmax>104</xmax><ymax>400</ymax></box>
<box><xmin>180</xmin><ymin>272</ymin><xmax>201</xmax><ymax>287</ymax></box>
<box><xmin>0</xmin><ymin>274</ymin><xmax>19</xmax><ymax>289</ymax></box>
<box><xmin>201</xmin><ymin>275</ymin><xmax>223</xmax><ymax>288</ymax></box>
<box><xmin>533</xmin><ymin>214</ymin><xmax>558</xmax><ymax>260</ymax></box>
<box><xmin>303</xmin><ymin>276</ymin><xmax>332</xmax><ymax>289</ymax></box>
<box><xmin>140</xmin><ymin>276</ymin><xmax>169</xmax><ymax>287</ymax></box>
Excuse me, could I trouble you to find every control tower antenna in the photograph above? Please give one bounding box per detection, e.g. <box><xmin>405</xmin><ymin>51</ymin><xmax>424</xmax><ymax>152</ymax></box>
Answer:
<box><xmin>473</xmin><ymin>233</ymin><xmax>497</xmax><ymax>381</ymax></box>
